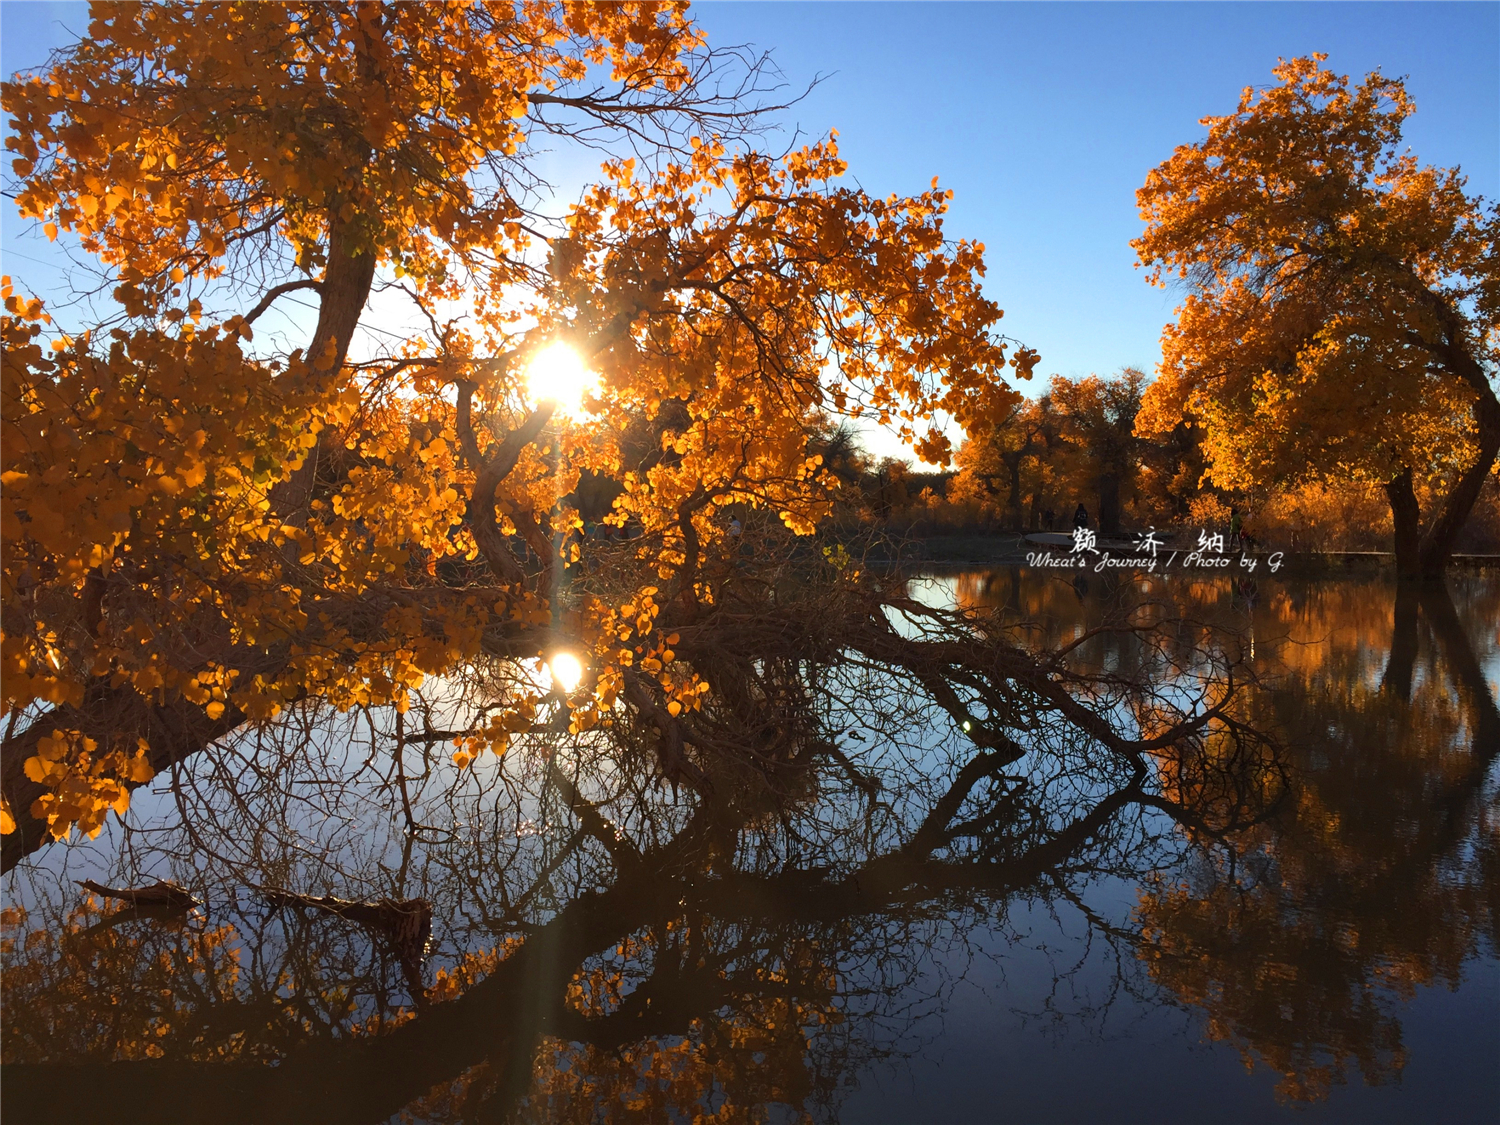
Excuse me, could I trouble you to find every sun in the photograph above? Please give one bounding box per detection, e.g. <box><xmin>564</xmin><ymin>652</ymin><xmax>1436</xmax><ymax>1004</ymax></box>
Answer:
<box><xmin>547</xmin><ymin>651</ymin><xmax>585</xmax><ymax>696</ymax></box>
<box><xmin>526</xmin><ymin>342</ymin><xmax>598</xmax><ymax>418</ymax></box>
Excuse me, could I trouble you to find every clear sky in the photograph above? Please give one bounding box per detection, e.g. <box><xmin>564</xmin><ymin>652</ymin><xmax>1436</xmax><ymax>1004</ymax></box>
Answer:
<box><xmin>3</xmin><ymin>1</ymin><xmax>1497</xmax><ymax>457</ymax></box>
<box><xmin>692</xmin><ymin>1</ymin><xmax>1498</xmax><ymax>381</ymax></box>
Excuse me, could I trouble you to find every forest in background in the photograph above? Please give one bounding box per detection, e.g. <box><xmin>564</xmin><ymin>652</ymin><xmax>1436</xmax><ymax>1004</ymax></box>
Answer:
<box><xmin>795</xmin><ymin>366</ymin><xmax>1500</xmax><ymax>555</ymax></box>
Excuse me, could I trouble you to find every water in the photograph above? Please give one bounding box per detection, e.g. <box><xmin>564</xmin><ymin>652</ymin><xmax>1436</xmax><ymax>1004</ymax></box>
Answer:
<box><xmin>3</xmin><ymin>568</ymin><xmax>1497</xmax><ymax>1124</ymax></box>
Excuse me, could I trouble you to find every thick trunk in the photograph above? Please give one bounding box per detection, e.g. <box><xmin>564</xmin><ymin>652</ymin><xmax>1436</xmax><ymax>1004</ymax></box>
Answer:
<box><xmin>1417</xmin><ymin>391</ymin><xmax>1500</xmax><ymax>578</ymax></box>
<box><xmin>1097</xmin><ymin>472</ymin><xmax>1121</xmax><ymax>534</ymax></box>
<box><xmin>1005</xmin><ymin>454</ymin><xmax>1024</xmax><ymax>531</ymax></box>
<box><xmin>1402</xmin><ymin>270</ymin><xmax>1500</xmax><ymax>579</ymax></box>
<box><xmin>271</xmin><ymin>217</ymin><xmax>379</xmax><ymax>524</ymax></box>
<box><xmin>1384</xmin><ymin>466</ymin><xmax>1421</xmax><ymax>582</ymax></box>
<box><xmin>306</xmin><ymin>220</ymin><xmax>378</xmax><ymax>379</ymax></box>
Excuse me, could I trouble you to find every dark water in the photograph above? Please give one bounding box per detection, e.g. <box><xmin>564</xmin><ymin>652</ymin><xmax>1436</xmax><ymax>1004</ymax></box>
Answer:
<box><xmin>3</xmin><ymin>569</ymin><xmax>1497</xmax><ymax>1124</ymax></box>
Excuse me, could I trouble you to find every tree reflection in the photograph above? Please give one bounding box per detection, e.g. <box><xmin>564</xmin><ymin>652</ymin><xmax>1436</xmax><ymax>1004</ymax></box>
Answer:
<box><xmin>943</xmin><ymin>568</ymin><xmax>1496</xmax><ymax>1102</ymax></box>
<box><xmin>1</xmin><ymin>651</ymin><xmax>1246</xmax><ymax>1121</ymax></box>
<box><xmin>1132</xmin><ymin>576</ymin><xmax>1499</xmax><ymax>1102</ymax></box>
<box><xmin>2</xmin><ymin>571</ymin><xmax>1495</xmax><ymax>1120</ymax></box>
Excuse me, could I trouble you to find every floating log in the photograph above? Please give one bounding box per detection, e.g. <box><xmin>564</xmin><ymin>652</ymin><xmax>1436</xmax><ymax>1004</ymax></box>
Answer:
<box><xmin>76</xmin><ymin>879</ymin><xmax>200</xmax><ymax>910</ymax></box>
<box><xmin>261</xmin><ymin>890</ymin><xmax>433</xmax><ymax>966</ymax></box>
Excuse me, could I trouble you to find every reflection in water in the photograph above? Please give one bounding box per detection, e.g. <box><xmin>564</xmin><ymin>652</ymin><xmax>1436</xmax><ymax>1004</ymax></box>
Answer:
<box><xmin>3</xmin><ymin>571</ymin><xmax>1497</xmax><ymax>1122</ymax></box>
<box><xmin>957</xmin><ymin>569</ymin><xmax>1499</xmax><ymax>1104</ymax></box>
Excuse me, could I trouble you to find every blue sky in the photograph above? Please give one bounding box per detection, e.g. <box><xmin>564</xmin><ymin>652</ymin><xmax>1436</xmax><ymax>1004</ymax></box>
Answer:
<box><xmin>694</xmin><ymin>2</ymin><xmax>1498</xmax><ymax>380</ymax></box>
<box><xmin>3</xmin><ymin>2</ymin><xmax>1497</xmax><ymax>456</ymax></box>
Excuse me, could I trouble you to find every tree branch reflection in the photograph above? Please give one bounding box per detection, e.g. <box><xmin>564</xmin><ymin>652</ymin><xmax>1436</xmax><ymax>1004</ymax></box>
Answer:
<box><xmin>3</xmin><ymin>571</ymin><xmax>1495</xmax><ymax>1120</ymax></box>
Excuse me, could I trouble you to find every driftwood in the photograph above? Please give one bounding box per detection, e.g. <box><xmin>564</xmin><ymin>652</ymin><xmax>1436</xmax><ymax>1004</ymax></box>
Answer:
<box><xmin>261</xmin><ymin>890</ymin><xmax>433</xmax><ymax>975</ymax></box>
<box><xmin>76</xmin><ymin>879</ymin><xmax>200</xmax><ymax>910</ymax></box>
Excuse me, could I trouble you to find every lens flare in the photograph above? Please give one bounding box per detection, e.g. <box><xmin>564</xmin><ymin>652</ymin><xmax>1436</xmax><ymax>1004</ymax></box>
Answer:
<box><xmin>526</xmin><ymin>343</ymin><xmax>597</xmax><ymax>418</ymax></box>
<box><xmin>548</xmin><ymin>651</ymin><xmax>584</xmax><ymax>695</ymax></box>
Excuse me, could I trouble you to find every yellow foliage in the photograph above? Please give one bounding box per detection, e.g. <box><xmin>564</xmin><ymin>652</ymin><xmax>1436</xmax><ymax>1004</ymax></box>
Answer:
<box><xmin>0</xmin><ymin>1</ymin><xmax>1031</xmax><ymax>847</ymax></box>
<box><xmin>1134</xmin><ymin>55</ymin><xmax>1498</xmax><ymax>534</ymax></box>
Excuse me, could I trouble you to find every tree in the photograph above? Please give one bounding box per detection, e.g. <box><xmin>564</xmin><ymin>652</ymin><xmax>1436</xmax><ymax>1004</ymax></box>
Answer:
<box><xmin>1049</xmin><ymin>368</ymin><xmax>1146</xmax><ymax>533</ymax></box>
<box><xmin>952</xmin><ymin>369</ymin><xmax>1193</xmax><ymax>534</ymax></box>
<box><xmin>1134</xmin><ymin>55</ymin><xmax>1500</xmax><ymax>580</ymax></box>
<box><xmin>1</xmin><ymin>2</ymin><xmax>1039</xmax><ymax>865</ymax></box>
<box><xmin>953</xmin><ymin>397</ymin><xmax>1054</xmax><ymax>530</ymax></box>
<box><xmin>1134</xmin><ymin>409</ymin><xmax>1210</xmax><ymax>525</ymax></box>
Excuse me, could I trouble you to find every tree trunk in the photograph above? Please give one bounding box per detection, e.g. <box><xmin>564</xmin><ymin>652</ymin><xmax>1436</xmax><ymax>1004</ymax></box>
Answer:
<box><xmin>1097</xmin><ymin>473</ymin><xmax>1121</xmax><ymax>534</ymax></box>
<box><xmin>270</xmin><ymin>216</ymin><xmax>379</xmax><ymax>524</ymax></box>
<box><xmin>1417</xmin><ymin>391</ymin><xmax>1500</xmax><ymax>578</ymax></box>
<box><xmin>1385</xmin><ymin>466</ymin><xmax>1421</xmax><ymax>582</ymax></box>
<box><xmin>1404</xmin><ymin>273</ymin><xmax>1500</xmax><ymax>579</ymax></box>
<box><xmin>1005</xmin><ymin>454</ymin><xmax>1024</xmax><ymax>531</ymax></box>
<box><xmin>306</xmin><ymin>220</ymin><xmax>379</xmax><ymax>380</ymax></box>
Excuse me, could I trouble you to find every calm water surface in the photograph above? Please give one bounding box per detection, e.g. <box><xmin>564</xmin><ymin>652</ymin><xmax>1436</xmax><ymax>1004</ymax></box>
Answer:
<box><xmin>3</xmin><ymin>569</ymin><xmax>1497</xmax><ymax>1123</ymax></box>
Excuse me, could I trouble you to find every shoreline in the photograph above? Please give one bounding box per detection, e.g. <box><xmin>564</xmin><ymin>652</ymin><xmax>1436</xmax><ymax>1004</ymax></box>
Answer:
<box><xmin>860</xmin><ymin>533</ymin><xmax>1500</xmax><ymax>572</ymax></box>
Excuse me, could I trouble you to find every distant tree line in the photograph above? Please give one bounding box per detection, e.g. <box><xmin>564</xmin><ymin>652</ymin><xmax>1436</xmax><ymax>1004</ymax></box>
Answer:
<box><xmin>817</xmin><ymin>363</ymin><xmax>1500</xmax><ymax>554</ymax></box>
